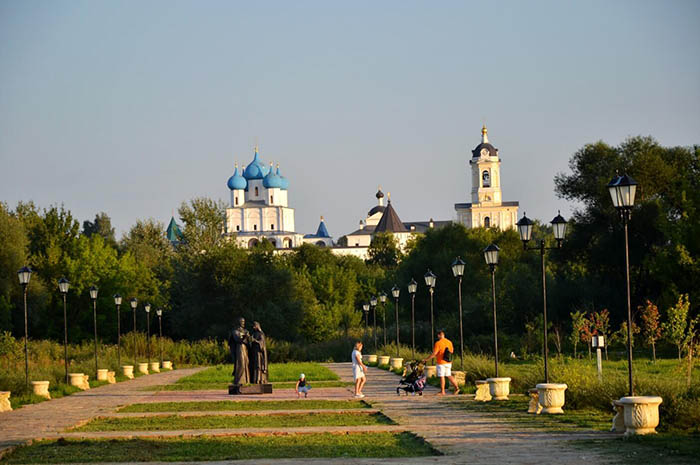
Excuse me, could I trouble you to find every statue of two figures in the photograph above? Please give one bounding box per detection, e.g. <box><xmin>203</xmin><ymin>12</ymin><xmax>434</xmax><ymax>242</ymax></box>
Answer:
<box><xmin>228</xmin><ymin>318</ymin><xmax>271</xmax><ymax>394</ymax></box>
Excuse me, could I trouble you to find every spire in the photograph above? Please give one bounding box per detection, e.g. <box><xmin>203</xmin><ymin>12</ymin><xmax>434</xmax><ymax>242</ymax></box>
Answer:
<box><xmin>481</xmin><ymin>125</ymin><xmax>489</xmax><ymax>144</ymax></box>
<box><xmin>374</xmin><ymin>199</ymin><xmax>408</xmax><ymax>233</ymax></box>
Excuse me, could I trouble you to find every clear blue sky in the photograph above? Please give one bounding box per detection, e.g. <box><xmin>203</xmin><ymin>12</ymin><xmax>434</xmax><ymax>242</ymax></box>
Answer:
<box><xmin>1</xmin><ymin>0</ymin><xmax>699</xmax><ymax>238</ymax></box>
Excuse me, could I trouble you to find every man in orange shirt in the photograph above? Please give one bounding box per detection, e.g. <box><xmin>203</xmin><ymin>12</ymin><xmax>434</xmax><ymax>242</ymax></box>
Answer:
<box><xmin>422</xmin><ymin>330</ymin><xmax>460</xmax><ymax>395</ymax></box>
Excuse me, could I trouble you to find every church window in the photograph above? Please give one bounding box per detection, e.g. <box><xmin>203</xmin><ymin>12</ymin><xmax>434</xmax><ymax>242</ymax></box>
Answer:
<box><xmin>234</xmin><ymin>196</ymin><xmax>239</xmax><ymax>206</ymax></box>
<box><xmin>283</xmin><ymin>238</ymin><xmax>292</xmax><ymax>248</ymax></box>
<box><xmin>484</xmin><ymin>216</ymin><xmax>491</xmax><ymax>228</ymax></box>
<box><xmin>271</xmin><ymin>224</ymin><xmax>275</xmax><ymax>230</ymax></box>
<box><xmin>254</xmin><ymin>224</ymin><xmax>258</xmax><ymax>231</ymax></box>
<box><xmin>270</xmin><ymin>195</ymin><xmax>274</xmax><ymax>203</ymax></box>
<box><xmin>316</xmin><ymin>241</ymin><xmax>326</xmax><ymax>247</ymax></box>
<box><xmin>236</xmin><ymin>225</ymin><xmax>240</xmax><ymax>231</ymax></box>
<box><xmin>482</xmin><ymin>170</ymin><xmax>491</xmax><ymax>187</ymax></box>
<box><xmin>255</xmin><ymin>186</ymin><xmax>259</xmax><ymax>196</ymax></box>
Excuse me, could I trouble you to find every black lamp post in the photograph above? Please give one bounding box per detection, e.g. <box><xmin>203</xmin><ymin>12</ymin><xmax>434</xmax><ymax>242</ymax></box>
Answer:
<box><xmin>89</xmin><ymin>285</ymin><xmax>99</xmax><ymax>378</ymax></box>
<box><xmin>516</xmin><ymin>211</ymin><xmax>568</xmax><ymax>383</ymax></box>
<box><xmin>58</xmin><ymin>277</ymin><xmax>70</xmax><ymax>384</ymax></box>
<box><xmin>424</xmin><ymin>270</ymin><xmax>437</xmax><ymax>344</ymax></box>
<box><xmin>130</xmin><ymin>297</ymin><xmax>138</xmax><ymax>364</ymax></box>
<box><xmin>451</xmin><ymin>257</ymin><xmax>466</xmax><ymax>370</ymax></box>
<box><xmin>362</xmin><ymin>303</ymin><xmax>370</xmax><ymax>340</ymax></box>
<box><xmin>408</xmin><ymin>278</ymin><xmax>417</xmax><ymax>359</ymax></box>
<box><xmin>483</xmin><ymin>244</ymin><xmax>500</xmax><ymax>377</ymax></box>
<box><xmin>156</xmin><ymin>309</ymin><xmax>163</xmax><ymax>367</ymax></box>
<box><xmin>17</xmin><ymin>267</ymin><xmax>31</xmax><ymax>390</ymax></box>
<box><xmin>113</xmin><ymin>294</ymin><xmax>122</xmax><ymax>368</ymax></box>
<box><xmin>391</xmin><ymin>285</ymin><xmax>400</xmax><ymax>357</ymax></box>
<box><xmin>370</xmin><ymin>296</ymin><xmax>378</xmax><ymax>352</ymax></box>
<box><xmin>379</xmin><ymin>291</ymin><xmax>387</xmax><ymax>346</ymax></box>
<box><xmin>144</xmin><ymin>303</ymin><xmax>151</xmax><ymax>367</ymax></box>
<box><xmin>608</xmin><ymin>173</ymin><xmax>639</xmax><ymax>397</ymax></box>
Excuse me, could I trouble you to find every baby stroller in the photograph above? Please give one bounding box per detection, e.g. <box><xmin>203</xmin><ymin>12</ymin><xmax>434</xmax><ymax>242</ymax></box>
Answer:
<box><xmin>396</xmin><ymin>361</ymin><xmax>427</xmax><ymax>396</ymax></box>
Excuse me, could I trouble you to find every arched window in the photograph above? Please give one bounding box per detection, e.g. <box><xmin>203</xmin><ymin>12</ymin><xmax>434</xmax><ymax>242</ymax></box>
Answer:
<box><xmin>484</xmin><ymin>216</ymin><xmax>491</xmax><ymax>228</ymax></box>
<box><xmin>315</xmin><ymin>241</ymin><xmax>326</xmax><ymax>247</ymax></box>
<box><xmin>255</xmin><ymin>186</ymin><xmax>259</xmax><ymax>196</ymax></box>
<box><xmin>269</xmin><ymin>239</ymin><xmax>277</xmax><ymax>247</ymax></box>
<box><xmin>482</xmin><ymin>170</ymin><xmax>491</xmax><ymax>187</ymax></box>
<box><xmin>248</xmin><ymin>238</ymin><xmax>259</xmax><ymax>247</ymax></box>
<box><xmin>253</xmin><ymin>224</ymin><xmax>258</xmax><ymax>231</ymax></box>
<box><xmin>236</xmin><ymin>225</ymin><xmax>240</xmax><ymax>231</ymax></box>
<box><xmin>283</xmin><ymin>238</ymin><xmax>292</xmax><ymax>248</ymax></box>
<box><xmin>270</xmin><ymin>224</ymin><xmax>275</xmax><ymax>230</ymax></box>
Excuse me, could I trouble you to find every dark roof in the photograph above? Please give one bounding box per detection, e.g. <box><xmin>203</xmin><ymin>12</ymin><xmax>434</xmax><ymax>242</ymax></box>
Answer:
<box><xmin>471</xmin><ymin>142</ymin><xmax>498</xmax><ymax>159</ymax></box>
<box><xmin>403</xmin><ymin>220</ymin><xmax>453</xmax><ymax>234</ymax></box>
<box><xmin>374</xmin><ymin>202</ymin><xmax>408</xmax><ymax>233</ymax></box>
<box><xmin>368</xmin><ymin>205</ymin><xmax>386</xmax><ymax>217</ymax></box>
<box><xmin>166</xmin><ymin>217</ymin><xmax>183</xmax><ymax>243</ymax></box>
<box><xmin>346</xmin><ymin>225</ymin><xmax>376</xmax><ymax>236</ymax></box>
<box><xmin>454</xmin><ymin>201</ymin><xmax>519</xmax><ymax>209</ymax></box>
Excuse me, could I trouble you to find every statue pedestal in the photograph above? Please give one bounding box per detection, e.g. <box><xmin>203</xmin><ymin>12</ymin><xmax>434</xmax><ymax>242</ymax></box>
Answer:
<box><xmin>229</xmin><ymin>384</ymin><xmax>273</xmax><ymax>395</ymax></box>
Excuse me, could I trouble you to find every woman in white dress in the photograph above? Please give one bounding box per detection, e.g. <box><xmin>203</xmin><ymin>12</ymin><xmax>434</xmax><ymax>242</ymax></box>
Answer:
<box><xmin>352</xmin><ymin>341</ymin><xmax>367</xmax><ymax>398</ymax></box>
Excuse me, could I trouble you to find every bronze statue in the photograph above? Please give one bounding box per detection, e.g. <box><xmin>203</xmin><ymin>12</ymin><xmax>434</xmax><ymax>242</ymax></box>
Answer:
<box><xmin>229</xmin><ymin>317</ymin><xmax>250</xmax><ymax>385</ymax></box>
<box><xmin>249</xmin><ymin>321</ymin><xmax>268</xmax><ymax>384</ymax></box>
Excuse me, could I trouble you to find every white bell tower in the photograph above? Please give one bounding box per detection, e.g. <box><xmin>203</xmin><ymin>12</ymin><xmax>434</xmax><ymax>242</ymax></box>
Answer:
<box><xmin>470</xmin><ymin>125</ymin><xmax>502</xmax><ymax>205</ymax></box>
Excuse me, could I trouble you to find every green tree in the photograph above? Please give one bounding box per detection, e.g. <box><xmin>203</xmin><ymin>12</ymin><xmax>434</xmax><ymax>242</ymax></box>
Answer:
<box><xmin>367</xmin><ymin>232</ymin><xmax>402</xmax><ymax>269</ymax></box>
<box><xmin>663</xmin><ymin>293</ymin><xmax>690</xmax><ymax>360</ymax></box>
<box><xmin>83</xmin><ymin>212</ymin><xmax>117</xmax><ymax>249</ymax></box>
<box><xmin>639</xmin><ymin>300</ymin><xmax>662</xmax><ymax>362</ymax></box>
<box><xmin>569</xmin><ymin>310</ymin><xmax>586</xmax><ymax>358</ymax></box>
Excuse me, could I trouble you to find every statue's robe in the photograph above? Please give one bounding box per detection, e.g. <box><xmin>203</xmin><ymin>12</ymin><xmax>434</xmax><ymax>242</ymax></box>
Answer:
<box><xmin>229</xmin><ymin>327</ymin><xmax>250</xmax><ymax>385</ymax></box>
<box><xmin>249</xmin><ymin>328</ymin><xmax>268</xmax><ymax>384</ymax></box>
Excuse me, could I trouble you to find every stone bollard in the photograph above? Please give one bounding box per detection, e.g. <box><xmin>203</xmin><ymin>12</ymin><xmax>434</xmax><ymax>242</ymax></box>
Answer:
<box><xmin>452</xmin><ymin>370</ymin><xmax>466</xmax><ymax>387</ymax></box>
<box><xmin>69</xmin><ymin>373</ymin><xmax>89</xmax><ymax>390</ymax></box>
<box><xmin>107</xmin><ymin>371</ymin><xmax>116</xmax><ymax>384</ymax></box>
<box><xmin>366</xmin><ymin>354</ymin><xmax>378</xmax><ymax>364</ymax></box>
<box><xmin>161</xmin><ymin>361</ymin><xmax>173</xmax><ymax>370</ymax></box>
<box><xmin>425</xmin><ymin>365</ymin><xmax>437</xmax><ymax>378</ymax></box>
<box><xmin>0</xmin><ymin>391</ymin><xmax>11</xmax><ymax>412</ymax></box>
<box><xmin>611</xmin><ymin>400</ymin><xmax>625</xmax><ymax>432</ymax></box>
<box><xmin>138</xmin><ymin>363</ymin><xmax>149</xmax><ymax>375</ymax></box>
<box><xmin>619</xmin><ymin>396</ymin><xmax>663</xmax><ymax>436</ymax></box>
<box><xmin>486</xmin><ymin>377</ymin><xmax>511</xmax><ymax>400</ymax></box>
<box><xmin>122</xmin><ymin>365</ymin><xmax>134</xmax><ymax>379</ymax></box>
<box><xmin>31</xmin><ymin>381</ymin><xmax>51</xmax><ymax>399</ymax></box>
<box><xmin>536</xmin><ymin>383</ymin><xmax>568</xmax><ymax>414</ymax></box>
<box><xmin>81</xmin><ymin>375</ymin><xmax>90</xmax><ymax>390</ymax></box>
<box><xmin>150</xmin><ymin>362</ymin><xmax>160</xmax><ymax>373</ymax></box>
<box><xmin>528</xmin><ymin>388</ymin><xmax>542</xmax><ymax>414</ymax></box>
<box><xmin>389</xmin><ymin>357</ymin><xmax>404</xmax><ymax>370</ymax></box>
<box><xmin>96</xmin><ymin>369</ymin><xmax>109</xmax><ymax>382</ymax></box>
<box><xmin>378</xmin><ymin>356</ymin><xmax>391</xmax><ymax>366</ymax></box>
<box><xmin>475</xmin><ymin>380</ymin><xmax>492</xmax><ymax>402</ymax></box>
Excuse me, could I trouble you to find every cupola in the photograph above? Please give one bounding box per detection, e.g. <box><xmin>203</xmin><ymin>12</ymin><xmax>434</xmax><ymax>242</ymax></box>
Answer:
<box><xmin>227</xmin><ymin>164</ymin><xmax>247</xmax><ymax>190</ymax></box>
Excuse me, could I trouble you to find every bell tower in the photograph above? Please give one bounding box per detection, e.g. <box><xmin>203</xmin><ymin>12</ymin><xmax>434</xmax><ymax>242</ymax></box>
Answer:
<box><xmin>470</xmin><ymin>125</ymin><xmax>502</xmax><ymax>205</ymax></box>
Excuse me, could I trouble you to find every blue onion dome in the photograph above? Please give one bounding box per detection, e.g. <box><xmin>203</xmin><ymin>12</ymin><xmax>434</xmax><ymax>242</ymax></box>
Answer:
<box><xmin>243</xmin><ymin>147</ymin><xmax>271</xmax><ymax>180</ymax></box>
<box><xmin>227</xmin><ymin>164</ymin><xmax>247</xmax><ymax>190</ymax></box>
<box><xmin>263</xmin><ymin>162</ymin><xmax>283</xmax><ymax>188</ymax></box>
<box><xmin>276</xmin><ymin>165</ymin><xmax>289</xmax><ymax>190</ymax></box>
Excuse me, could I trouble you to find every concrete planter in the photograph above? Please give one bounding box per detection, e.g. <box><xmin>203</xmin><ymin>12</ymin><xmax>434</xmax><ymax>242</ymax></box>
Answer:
<box><xmin>425</xmin><ymin>365</ymin><xmax>437</xmax><ymax>378</ymax></box>
<box><xmin>389</xmin><ymin>357</ymin><xmax>404</xmax><ymax>370</ymax></box>
<box><xmin>122</xmin><ymin>365</ymin><xmax>134</xmax><ymax>379</ymax></box>
<box><xmin>107</xmin><ymin>371</ymin><xmax>116</xmax><ymax>384</ymax></box>
<box><xmin>536</xmin><ymin>383</ymin><xmax>567</xmax><ymax>414</ymax></box>
<box><xmin>162</xmin><ymin>361</ymin><xmax>173</xmax><ymax>370</ymax></box>
<box><xmin>0</xmin><ymin>391</ymin><xmax>11</xmax><ymax>412</ymax></box>
<box><xmin>69</xmin><ymin>373</ymin><xmax>90</xmax><ymax>390</ymax></box>
<box><xmin>150</xmin><ymin>362</ymin><xmax>160</xmax><ymax>373</ymax></box>
<box><xmin>31</xmin><ymin>381</ymin><xmax>51</xmax><ymax>399</ymax></box>
<box><xmin>96</xmin><ymin>369</ymin><xmax>109</xmax><ymax>381</ymax></box>
<box><xmin>138</xmin><ymin>363</ymin><xmax>149</xmax><ymax>375</ymax></box>
<box><xmin>366</xmin><ymin>354</ymin><xmax>378</xmax><ymax>364</ymax></box>
<box><xmin>453</xmin><ymin>370</ymin><xmax>466</xmax><ymax>386</ymax></box>
<box><xmin>619</xmin><ymin>396</ymin><xmax>663</xmax><ymax>436</ymax></box>
<box><xmin>486</xmin><ymin>377</ymin><xmax>511</xmax><ymax>400</ymax></box>
<box><xmin>475</xmin><ymin>380</ymin><xmax>492</xmax><ymax>402</ymax></box>
<box><xmin>377</xmin><ymin>356</ymin><xmax>391</xmax><ymax>366</ymax></box>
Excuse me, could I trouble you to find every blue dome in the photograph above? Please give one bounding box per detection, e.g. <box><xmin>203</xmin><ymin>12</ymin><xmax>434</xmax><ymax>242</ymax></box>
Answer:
<box><xmin>227</xmin><ymin>166</ymin><xmax>247</xmax><ymax>190</ymax></box>
<box><xmin>243</xmin><ymin>148</ymin><xmax>270</xmax><ymax>180</ymax></box>
<box><xmin>276</xmin><ymin>166</ymin><xmax>289</xmax><ymax>190</ymax></box>
<box><xmin>263</xmin><ymin>164</ymin><xmax>283</xmax><ymax>188</ymax></box>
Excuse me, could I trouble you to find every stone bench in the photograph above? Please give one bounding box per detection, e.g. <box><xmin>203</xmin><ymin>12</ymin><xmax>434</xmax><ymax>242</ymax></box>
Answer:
<box><xmin>475</xmin><ymin>380</ymin><xmax>492</xmax><ymax>402</ymax></box>
<box><xmin>528</xmin><ymin>388</ymin><xmax>542</xmax><ymax>414</ymax></box>
<box><xmin>31</xmin><ymin>381</ymin><xmax>51</xmax><ymax>399</ymax></box>
<box><xmin>0</xmin><ymin>391</ymin><xmax>11</xmax><ymax>412</ymax></box>
<box><xmin>611</xmin><ymin>400</ymin><xmax>625</xmax><ymax>432</ymax></box>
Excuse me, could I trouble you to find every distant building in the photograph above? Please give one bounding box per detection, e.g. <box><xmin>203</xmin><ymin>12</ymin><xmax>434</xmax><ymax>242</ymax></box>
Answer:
<box><xmin>166</xmin><ymin>216</ymin><xmax>183</xmax><ymax>246</ymax></box>
<box><xmin>303</xmin><ymin>217</ymin><xmax>333</xmax><ymax>247</ymax></box>
<box><xmin>454</xmin><ymin>126</ymin><xmax>519</xmax><ymax>230</ymax></box>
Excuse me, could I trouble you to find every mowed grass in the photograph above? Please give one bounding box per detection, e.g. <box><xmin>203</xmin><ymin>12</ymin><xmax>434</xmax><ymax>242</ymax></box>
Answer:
<box><xmin>119</xmin><ymin>400</ymin><xmax>369</xmax><ymax>413</ymax></box>
<box><xmin>2</xmin><ymin>433</ymin><xmax>436</xmax><ymax>463</ymax></box>
<box><xmin>72</xmin><ymin>412</ymin><xmax>393</xmax><ymax>431</ymax></box>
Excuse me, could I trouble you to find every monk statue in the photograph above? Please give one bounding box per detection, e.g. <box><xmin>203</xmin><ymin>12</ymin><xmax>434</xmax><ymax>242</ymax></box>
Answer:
<box><xmin>229</xmin><ymin>317</ymin><xmax>250</xmax><ymax>385</ymax></box>
<box><xmin>249</xmin><ymin>321</ymin><xmax>268</xmax><ymax>384</ymax></box>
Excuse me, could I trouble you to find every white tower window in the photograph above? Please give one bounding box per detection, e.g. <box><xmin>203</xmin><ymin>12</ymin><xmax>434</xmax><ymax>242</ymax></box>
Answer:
<box><xmin>482</xmin><ymin>170</ymin><xmax>491</xmax><ymax>187</ymax></box>
<box><xmin>484</xmin><ymin>217</ymin><xmax>491</xmax><ymax>228</ymax></box>
<box><xmin>255</xmin><ymin>186</ymin><xmax>259</xmax><ymax>196</ymax></box>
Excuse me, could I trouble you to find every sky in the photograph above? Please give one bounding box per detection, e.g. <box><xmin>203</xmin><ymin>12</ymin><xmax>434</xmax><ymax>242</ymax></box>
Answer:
<box><xmin>1</xmin><ymin>0</ymin><xmax>699</xmax><ymax>239</ymax></box>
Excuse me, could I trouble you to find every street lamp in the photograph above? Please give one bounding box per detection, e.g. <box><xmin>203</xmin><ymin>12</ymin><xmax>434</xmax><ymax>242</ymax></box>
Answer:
<box><xmin>608</xmin><ymin>173</ymin><xmax>638</xmax><ymax>397</ymax></box>
<box><xmin>17</xmin><ymin>267</ymin><xmax>31</xmax><ymax>389</ymax></box>
<box><xmin>391</xmin><ymin>285</ymin><xmax>400</xmax><ymax>357</ymax></box>
<box><xmin>424</xmin><ymin>270</ymin><xmax>437</xmax><ymax>344</ymax></box>
<box><xmin>362</xmin><ymin>303</ymin><xmax>370</xmax><ymax>340</ymax></box>
<box><xmin>89</xmin><ymin>285</ymin><xmax>99</xmax><ymax>378</ymax></box>
<box><xmin>516</xmin><ymin>211</ymin><xmax>568</xmax><ymax>383</ymax></box>
<box><xmin>58</xmin><ymin>277</ymin><xmax>70</xmax><ymax>384</ymax></box>
<box><xmin>370</xmin><ymin>296</ymin><xmax>378</xmax><ymax>352</ymax></box>
<box><xmin>113</xmin><ymin>294</ymin><xmax>122</xmax><ymax>368</ymax></box>
<box><xmin>144</xmin><ymin>303</ymin><xmax>152</xmax><ymax>367</ymax></box>
<box><xmin>379</xmin><ymin>291</ymin><xmax>387</xmax><ymax>346</ymax></box>
<box><xmin>483</xmin><ymin>244</ymin><xmax>500</xmax><ymax>377</ymax></box>
<box><xmin>407</xmin><ymin>278</ymin><xmax>417</xmax><ymax>359</ymax></box>
<box><xmin>156</xmin><ymin>309</ymin><xmax>163</xmax><ymax>367</ymax></box>
<box><xmin>130</xmin><ymin>297</ymin><xmax>138</xmax><ymax>364</ymax></box>
<box><xmin>451</xmin><ymin>257</ymin><xmax>466</xmax><ymax>370</ymax></box>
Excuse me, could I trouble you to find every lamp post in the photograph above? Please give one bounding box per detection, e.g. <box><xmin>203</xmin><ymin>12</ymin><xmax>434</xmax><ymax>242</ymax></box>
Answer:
<box><xmin>156</xmin><ymin>309</ymin><xmax>163</xmax><ymax>367</ymax></box>
<box><xmin>408</xmin><ymin>278</ymin><xmax>417</xmax><ymax>359</ymax></box>
<box><xmin>58</xmin><ymin>278</ymin><xmax>70</xmax><ymax>384</ymax></box>
<box><xmin>370</xmin><ymin>295</ymin><xmax>378</xmax><ymax>352</ymax></box>
<box><xmin>362</xmin><ymin>303</ymin><xmax>370</xmax><ymax>341</ymax></box>
<box><xmin>130</xmin><ymin>298</ymin><xmax>138</xmax><ymax>364</ymax></box>
<box><xmin>608</xmin><ymin>173</ymin><xmax>638</xmax><ymax>397</ymax></box>
<box><xmin>451</xmin><ymin>257</ymin><xmax>466</xmax><ymax>371</ymax></box>
<box><xmin>379</xmin><ymin>291</ymin><xmax>387</xmax><ymax>346</ymax></box>
<box><xmin>516</xmin><ymin>211</ymin><xmax>568</xmax><ymax>383</ymax></box>
<box><xmin>424</xmin><ymin>270</ymin><xmax>437</xmax><ymax>344</ymax></box>
<box><xmin>17</xmin><ymin>267</ymin><xmax>31</xmax><ymax>389</ymax></box>
<box><xmin>483</xmin><ymin>244</ymin><xmax>500</xmax><ymax>377</ymax></box>
<box><xmin>144</xmin><ymin>303</ymin><xmax>151</xmax><ymax>367</ymax></box>
<box><xmin>391</xmin><ymin>285</ymin><xmax>400</xmax><ymax>357</ymax></box>
<box><xmin>113</xmin><ymin>294</ymin><xmax>122</xmax><ymax>368</ymax></box>
<box><xmin>89</xmin><ymin>285</ymin><xmax>99</xmax><ymax>378</ymax></box>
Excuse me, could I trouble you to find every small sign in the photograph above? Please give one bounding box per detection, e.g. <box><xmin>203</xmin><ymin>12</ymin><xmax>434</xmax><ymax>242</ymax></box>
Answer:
<box><xmin>591</xmin><ymin>335</ymin><xmax>605</xmax><ymax>348</ymax></box>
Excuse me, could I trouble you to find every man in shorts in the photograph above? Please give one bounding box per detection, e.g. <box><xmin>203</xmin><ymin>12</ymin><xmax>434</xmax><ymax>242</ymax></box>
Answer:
<box><xmin>352</xmin><ymin>341</ymin><xmax>367</xmax><ymax>398</ymax></box>
<box><xmin>422</xmin><ymin>330</ymin><xmax>460</xmax><ymax>395</ymax></box>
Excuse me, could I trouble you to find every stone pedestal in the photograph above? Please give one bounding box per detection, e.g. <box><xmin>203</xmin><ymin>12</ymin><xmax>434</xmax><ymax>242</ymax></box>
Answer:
<box><xmin>69</xmin><ymin>373</ymin><xmax>90</xmax><ymax>390</ymax></box>
<box><xmin>122</xmin><ymin>365</ymin><xmax>134</xmax><ymax>379</ymax></box>
<box><xmin>96</xmin><ymin>369</ymin><xmax>109</xmax><ymax>381</ymax></box>
<box><xmin>229</xmin><ymin>384</ymin><xmax>273</xmax><ymax>395</ymax></box>
<box><xmin>452</xmin><ymin>370</ymin><xmax>466</xmax><ymax>386</ymax></box>
<box><xmin>611</xmin><ymin>400</ymin><xmax>625</xmax><ymax>432</ymax></box>
<box><xmin>425</xmin><ymin>365</ymin><xmax>437</xmax><ymax>378</ymax></box>
<box><xmin>389</xmin><ymin>357</ymin><xmax>404</xmax><ymax>370</ymax></box>
<box><xmin>528</xmin><ymin>388</ymin><xmax>542</xmax><ymax>414</ymax></box>
<box><xmin>486</xmin><ymin>377</ymin><xmax>511</xmax><ymax>400</ymax></box>
<box><xmin>107</xmin><ymin>371</ymin><xmax>116</xmax><ymax>384</ymax></box>
<box><xmin>475</xmin><ymin>380</ymin><xmax>492</xmax><ymax>401</ymax></box>
<box><xmin>619</xmin><ymin>396</ymin><xmax>663</xmax><ymax>436</ymax></box>
<box><xmin>162</xmin><ymin>361</ymin><xmax>173</xmax><ymax>370</ymax></box>
<box><xmin>0</xmin><ymin>391</ymin><xmax>11</xmax><ymax>412</ymax></box>
<box><xmin>31</xmin><ymin>381</ymin><xmax>50</xmax><ymax>399</ymax></box>
<box><xmin>366</xmin><ymin>354</ymin><xmax>378</xmax><ymax>364</ymax></box>
<box><xmin>378</xmin><ymin>355</ymin><xmax>391</xmax><ymax>366</ymax></box>
<box><xmin>138</xmin><ymin>363</ymin><xmax>149</xmax><ymax>375</ymax></box>
<box><xmin>536</xmin><ymin>383</ymin><xmax>568</xmax><ymax>414</ymax></box>
<box><xmin>150</xmin><ymin>362</ymin><xmax>160</xmax><ymax>373</ymax></box>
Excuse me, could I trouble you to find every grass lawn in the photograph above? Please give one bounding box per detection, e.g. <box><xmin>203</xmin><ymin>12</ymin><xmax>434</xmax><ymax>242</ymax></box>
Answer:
<box><xmin>119</xmin><ymin>399</ymin><xmax>369</xmax><ymax>413</ymax></box>
<box><xmin>72</xmin><ymin>412</ymin><xmax>393</xmax><ymax>431</ymax></box>
<box><xmin>1</xmin><ymin>433</ymin><xmax>437</xmax><ymax>463</ymax></box>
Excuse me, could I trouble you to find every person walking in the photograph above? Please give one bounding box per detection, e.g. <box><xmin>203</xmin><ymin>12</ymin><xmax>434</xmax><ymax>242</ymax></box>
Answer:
<box><xmin>422</xmin><ymin>330</ymin><xmax>460</xmax><ymax>395</ymax></box>
<box><xmin>352</xmin><ymin>341</ymin><xmax>367</xmax><ymax>398</ymax></box>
